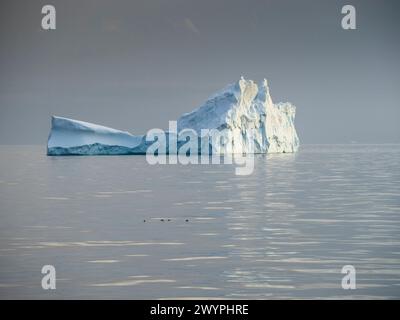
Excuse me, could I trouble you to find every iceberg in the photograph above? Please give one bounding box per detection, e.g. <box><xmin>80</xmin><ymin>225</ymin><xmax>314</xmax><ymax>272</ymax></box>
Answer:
<box><xmin>47</xmin><ymin>77</ymin><xmax>299</xmax><ymax>155</ymax></box>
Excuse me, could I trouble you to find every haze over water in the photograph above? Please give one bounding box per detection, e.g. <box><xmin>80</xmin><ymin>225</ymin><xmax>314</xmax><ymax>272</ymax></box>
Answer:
<box><xmin>0</xmin><ymin>144</ymin><xmax>399</xmax><ymax>299</ymax></box>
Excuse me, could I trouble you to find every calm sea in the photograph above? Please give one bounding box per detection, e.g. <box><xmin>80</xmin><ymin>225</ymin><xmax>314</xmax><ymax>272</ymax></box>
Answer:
<box><xmin>0</xmin><ymin>144</ymin><xmax>399</xmax><ymax>299</ymax></box>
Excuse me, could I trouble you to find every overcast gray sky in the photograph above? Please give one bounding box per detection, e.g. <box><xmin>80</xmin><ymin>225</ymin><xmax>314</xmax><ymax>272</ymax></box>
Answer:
<box><xmin>0</xmin><ymin>0</ymin><xmax>399</xmax><ymax>144</ymax></box>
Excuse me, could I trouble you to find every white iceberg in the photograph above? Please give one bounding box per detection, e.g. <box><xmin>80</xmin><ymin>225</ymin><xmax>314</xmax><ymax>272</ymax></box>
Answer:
<box><xmin>47</xmin><ymin>77</ymin><xmax>299</xmax><ymax>155</ymax></box>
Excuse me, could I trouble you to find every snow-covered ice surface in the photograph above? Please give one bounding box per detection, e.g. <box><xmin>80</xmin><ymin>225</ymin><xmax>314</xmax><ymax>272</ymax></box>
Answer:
<box><xmin>47</xmin><ymin>116</ymin><xmax>148</xmax><ymax>155</ymax></box>
<box><xmin>47</xmin><ymin>77</ymin><xmax>299</xmax><ymax>155</ymax></box>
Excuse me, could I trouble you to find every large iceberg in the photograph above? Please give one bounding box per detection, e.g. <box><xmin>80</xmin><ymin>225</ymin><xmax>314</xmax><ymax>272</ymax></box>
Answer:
<box><xmin>47</xmin><ymin>77</ymin><xmax>299</xmax><ymax>155</ymax></box>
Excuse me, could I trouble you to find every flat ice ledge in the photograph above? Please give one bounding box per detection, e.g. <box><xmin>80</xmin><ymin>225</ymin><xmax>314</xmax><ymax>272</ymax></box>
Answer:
<box><xmin>47</xmin><ymin>116</ymin><xmax>147</xmax><ymax>155</ymax></box>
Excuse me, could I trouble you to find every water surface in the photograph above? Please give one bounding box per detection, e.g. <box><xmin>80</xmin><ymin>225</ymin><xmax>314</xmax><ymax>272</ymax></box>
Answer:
<box><xmin>0</xmin><ymin>144</ymin><xmax>399</xmax><ymax>299</ymax></box>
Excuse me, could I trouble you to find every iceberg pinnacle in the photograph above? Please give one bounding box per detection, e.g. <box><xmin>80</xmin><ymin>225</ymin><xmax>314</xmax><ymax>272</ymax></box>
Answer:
<box><xmin>47</xmin><ymin>77</ymin><xmax>299</xmax><ymax>155</ymax></box>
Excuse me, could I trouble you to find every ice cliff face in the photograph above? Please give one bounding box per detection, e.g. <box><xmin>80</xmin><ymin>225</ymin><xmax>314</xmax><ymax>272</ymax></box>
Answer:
<box><xmin>47</xmin><ymin>77</ymin><xmax>299</xmax><ymax>155</ymax></box>
<box><xmin>178</xmin><ymin>77</ymin><xmax>299</xmax><ymax>153</ymax></box>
